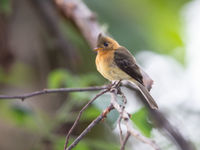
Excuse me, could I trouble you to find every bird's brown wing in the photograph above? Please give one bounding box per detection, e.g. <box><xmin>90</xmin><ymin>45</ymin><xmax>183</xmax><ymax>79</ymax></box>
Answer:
<box><xmin>114</xmin><ymin>47</ymin><xmax>158</xmax><ymax>109</ymax></box>
<box><xmin>114</xmin><ymin>47</ymin><xmax>144</xmax><ymax>85</ymax></box>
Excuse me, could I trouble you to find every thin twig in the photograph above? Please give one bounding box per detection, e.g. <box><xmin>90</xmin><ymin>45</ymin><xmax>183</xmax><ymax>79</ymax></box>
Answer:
<box><xmin>125</xmin><ymin>121</ymin><xmax>160</xmax><ymax>150</ymax></box>
<box><xmin>122</xmin><ymin>81</ymin><xmax>194</xmax><ymax>150</ymax></box>
<box><xmin>64</xmin><ymin>89</ymin><xmax>109</xmax><ymax>149</ymax></box>
<box><xmin>120</xmin><ymin>90</ymin><xmax>127</xmax><ymax>105</ymax></box>
<box><xmin>118</xmin><ymin>88</ymin><xmax>127</xmax><ymax>145</ymax></box>
<box><xmin>110</xmin><ymin>88</ymin><xmax>160</xmax><ymax>150</ymax></box>
<box><xmin>66</xmin><ymin>104</ymin><xmax>114</xmax><ymax>150</ymax></box>
<box><xmin>120</xmin><ymin>132</ymin><xmax>131</xmax><ymax>150</ymax></box>
<box><xmin>0</xmin><ymin>85</ymin><xmax>108</xmax><ymax>101</ymax></box>
<box><xmin>110</xmin><ymin>89</ymin><xmax>129</xmax><ymax>119</ymax></box>
<box><xmin>118</xmin><ymin>116</ymin><xmax>123</xmax><ymax>145</ymax></box>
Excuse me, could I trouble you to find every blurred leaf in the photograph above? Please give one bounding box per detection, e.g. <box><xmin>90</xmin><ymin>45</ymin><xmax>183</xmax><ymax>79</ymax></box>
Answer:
<box><xmin>70</xmin><ymin>92</ymin><xmax>91</xmax><ymax>102</ymax></box>
<box><xmin>81</xmin><ymin>106</ymin><xmax>101</xmax><ymax>121</ymax></box>
<box><xmin>72</xmin><ymin>141</ymin><xmax>90</xmax><ymax>150</ymax></box>
<box><xmin>54</xmin><ymin>137</ymin><xmax>119</xmax><ymax>150</ymax></box>
<box><xmin>0</xmin><ymin>0</ymin><xmax>11</xmax><ymax>14</ymax></box>
<box><xmin>131</xmin><ymin>107</ymin><xmax>153</xmax><ymax>137</ymax></box>
<box><xmin>54</xmin><ymin>137</ymin><xmax>89</xmax><ymax>150</ymax></box>
<box><xmin>70</xmin><ymin>73</ymin><xmax>104</xmax><ymax>101</ymax></box>
<box><xmin>54</xmin><ymin>137</ymin><xmax>65</xmax><ymax>150</ymax></box>
<box><xmin>54</xmin><ymin>137</ymin><xmax>120</xmax><ymax>150</ymax></box>
<box><xmin>48</xmin><ymin>69</ymin><xmax>103</xmax><ymax>101</ymax></box>
<box><xmin>47</xmin><ymin>69</ymin><xmax>76</xmax><ymax>88</ymax></box>
<box><xmin>53</xmin><ymin>137</ymin><xmax>63</xmax><ymax>150</ymax></box>
<box><xmin>0</xmin><ymin>101</ymin><xmax>38</xmax><ymax>130</ymax></box>
<box><xmin>79</xmin><ymin>73</ymin><xmax>103</xmax><ymax>86</ymax></box>
<box><xmin>10</xmin><ymin>104</ymin><xmax>32</xmax><ymax>124</ymax></box>
<box><xmin>48</xmin><ymin>69</ymin><xmax>102</xmax><ymax>88</ymax></box>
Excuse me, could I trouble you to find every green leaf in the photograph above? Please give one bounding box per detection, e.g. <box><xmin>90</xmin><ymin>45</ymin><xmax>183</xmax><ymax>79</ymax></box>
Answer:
<box><xmin>131</xmin><ymin>107</ymin><xmax>153</xmax><ymax>137</ymax></box>
<box><xmin>0</xmin><ymin>101</ymin><xmax>38</xmax><ymax>130</ymax></box>
<box><xmin>54</xmin><ymin>137</ymin><xmax>65</xmax><ymax>150</ymax></box>
<box><xmin>48</xmin><ymin>70</ymin><xmax>102</xmax><ymax>89</ymax></box>
<box><xmin>47</xmin><ymin>69</ymin><xmax>75</xmax><ymax>88</ymax></box>
<box><xmin>79</xmin><ymin>73</ymin><xmax>103</xmax><ymax>86</ymax></box>
<box><xmin>54</xmin><ymin>137</ymin><xmax>89</xmax><ymax>150</ymax></box>
<box><xmin>81</xmin><ymin>106</ymin><xmax>101</xmax><ymax>121</ymax></box>
<box><xmin>70</xmin><ymin>92</ymin><xmax>91</xmax><ymax>102</ymax></box>
<box><xmin>69</xmin><ymin>139</ymin><xmax>90</xmax><ymax>150</ymax></box>
<box><xmin>0</xmin><ymin>0</ymin><xmax>11</xmax><ymax>14</ymax></box>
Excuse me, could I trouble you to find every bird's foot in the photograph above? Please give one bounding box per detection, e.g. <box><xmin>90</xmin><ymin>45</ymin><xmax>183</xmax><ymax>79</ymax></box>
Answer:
<box><xmin>113</xmin><ymin>80</ymin><xmax>121</xmax><ymax>88</ymax></box>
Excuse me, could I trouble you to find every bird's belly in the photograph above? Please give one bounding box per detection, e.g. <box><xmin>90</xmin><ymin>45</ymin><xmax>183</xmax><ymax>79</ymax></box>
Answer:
<box><xmin>96</xmin><ymin>53</ymin><xmax>130</xmax><ymax>81</ymax></box>
<box><xmin>107</xmin><ymin>67</ymin><xmax>131</xmax><ymax>81</ymax></box>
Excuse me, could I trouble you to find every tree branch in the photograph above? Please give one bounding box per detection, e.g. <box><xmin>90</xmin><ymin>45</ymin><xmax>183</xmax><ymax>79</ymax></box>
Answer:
<box><xmin>120</xmin><ymin>132</ymin><xmax>131</xmax><ymax>150</ymax></box>
<box><xmin>118</xmin><ymin>116</ymin><xmax>123</xmax><ymax>145</ymax></box>
<box><xmin>0</xmin><ymin>82</ymin><xmax>195</xmax><ymax>150</ymax></box>
<box><xmin>0</xmin><ymin>85</ymin><xmax>108</xmax><ymax>101</ymax></box>
<box><xmin>110</xmin><ymin>88</ymin><xmax>160</xmax><ymax>150</ymax></box>
<box><xmin>64</xmin><ymin>88</ymin><xmax>109</xmax><ymax>149</ymax></box>
<box><xmin>66</xmin><ymin>104</ymin><xmax>114</xmax><ymax>150</ymax></box>
<box><xmin>54</xmin><ymin>0</ymin><xmax>103</xmax><ymax>48</ymax></box>
<box><xmin>122</xmin><ymin>81</ymin><xmax>195</xmax><ymax>150</ymax></box>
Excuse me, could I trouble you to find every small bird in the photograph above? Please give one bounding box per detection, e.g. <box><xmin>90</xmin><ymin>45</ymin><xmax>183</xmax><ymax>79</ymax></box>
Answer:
<box><xmin>94</xmin><ymin>34</ymin><xmax>158</xmax><ymax>109</ymax></box>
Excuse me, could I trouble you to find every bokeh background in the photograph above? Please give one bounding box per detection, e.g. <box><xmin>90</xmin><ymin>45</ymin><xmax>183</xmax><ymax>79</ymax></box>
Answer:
<box><xmin>0</xmin><ymin>0</ymin><xmax>199</xmax><ymax>149</ymax></box>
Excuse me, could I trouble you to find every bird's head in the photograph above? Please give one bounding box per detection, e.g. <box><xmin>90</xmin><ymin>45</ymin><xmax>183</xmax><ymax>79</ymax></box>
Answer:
<box><xmin>94</xmin><ymin>33</ymin><xmax>120</xmax><ymax>52</ymax></box>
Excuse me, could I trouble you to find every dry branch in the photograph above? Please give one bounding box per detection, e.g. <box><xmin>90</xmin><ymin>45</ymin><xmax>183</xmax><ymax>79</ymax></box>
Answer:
<box><xmin>120</xmin><ymin>132</ymin><xmax>131</xmax><ymax>150</ymax></box>
<box><xmin>0</xmin><ymin>82</ymin><xmax>194</xmax><ymax>150</ymax></box>
<box><xmin>66</xmin><ymin>104</ymin><xmax>114</xmax><ymax>150</ymax></box>
<box><xmin>54</xmin><ymin>0</ymin><xmax>103</xmax><ymax>48</ymax></box>
<box><xmin>0</xmin><ymin>85</ymin><xmax>108</xmax><ymax>101</ymax></box>
<box><xmin>110</xmin><ymin>88</ymin><xmax>160</xmax><ymax>150</ymax></box>
<box><xmin>123</xmin><ymin>81</ymin><xmax>194</xmax><ymax>150</ymax></box>
<box><xmin>64</xmin><ymin>89</ymin><xmax>109</xmax><ymax>149</ymax></box>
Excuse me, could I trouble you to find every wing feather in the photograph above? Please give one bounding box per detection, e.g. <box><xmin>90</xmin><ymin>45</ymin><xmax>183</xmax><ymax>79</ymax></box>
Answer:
<box><xmin>114</xmin><ymin>47</ymin><xmax>144</xmax><ymax>85</ymax></box>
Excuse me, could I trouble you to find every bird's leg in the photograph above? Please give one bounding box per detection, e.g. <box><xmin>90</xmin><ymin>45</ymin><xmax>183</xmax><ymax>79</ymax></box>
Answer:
<box><xmin>115</xmin><ymin>80</ymin><xmax>122</xmax><ymax>87</ymax></box>
<box><xmin>112</xmin><ymin>80</ymin><xmax>122</xmax><ymax>89</ymax></box>
<box><xmin>107</xmin><ymin>81</ymin><xmax>119</xmax><ymax>91</ymax></box>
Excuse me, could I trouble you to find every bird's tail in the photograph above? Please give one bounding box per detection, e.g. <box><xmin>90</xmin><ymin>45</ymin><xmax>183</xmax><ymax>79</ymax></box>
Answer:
<box><xmin>130</xmin><ymin>79</ymin><xmax>158</xmax><ymax>109</ymax></box>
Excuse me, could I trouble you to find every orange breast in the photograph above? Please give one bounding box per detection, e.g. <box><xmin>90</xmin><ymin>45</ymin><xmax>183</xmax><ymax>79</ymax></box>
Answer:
<box><xmin>95</xmin><ymin>50</ymin><xmax>131</xmax><ymax>81</ymax></box>
<box><xmin>96</xmin><ymin>50</ymin><xmax>114</xmax><ymax>80</ymax></box>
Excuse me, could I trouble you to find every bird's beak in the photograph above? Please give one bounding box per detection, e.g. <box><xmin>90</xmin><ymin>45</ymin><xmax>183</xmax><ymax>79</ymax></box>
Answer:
<box><xmin>93</xmin><ymin>47</ymin><xmax>103</xmax><ymax>52</ymax></box>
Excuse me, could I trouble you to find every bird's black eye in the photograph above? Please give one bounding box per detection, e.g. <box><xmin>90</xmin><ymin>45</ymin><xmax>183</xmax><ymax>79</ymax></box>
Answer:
<box><xmin>104</xmin><ymin>42</ymin><xmax>108</xmax><ymax>47</ymax></box>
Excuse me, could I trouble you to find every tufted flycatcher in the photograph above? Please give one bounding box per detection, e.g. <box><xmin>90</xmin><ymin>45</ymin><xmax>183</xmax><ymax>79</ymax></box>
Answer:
<box><xmin>94</xmin><ymin>34</ymin><xmax>158</xmax><ymax>109</ymax></box>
